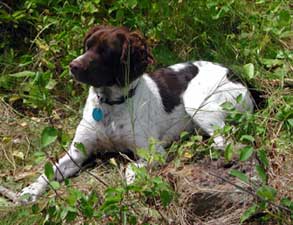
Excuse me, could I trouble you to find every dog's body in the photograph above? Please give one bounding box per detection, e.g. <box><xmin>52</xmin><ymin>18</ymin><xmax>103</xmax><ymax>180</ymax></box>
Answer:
<box><xmin>19</xmin><ymin>26</ymin><xmax>254</xmax><ymax>202</ymax></box>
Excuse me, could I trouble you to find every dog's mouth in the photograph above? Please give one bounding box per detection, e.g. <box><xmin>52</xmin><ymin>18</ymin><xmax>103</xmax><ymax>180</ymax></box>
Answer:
<box><xmin>69</xmin><ymin>69</ymin><xmax>81</xmax><ymax>82</ymax></box>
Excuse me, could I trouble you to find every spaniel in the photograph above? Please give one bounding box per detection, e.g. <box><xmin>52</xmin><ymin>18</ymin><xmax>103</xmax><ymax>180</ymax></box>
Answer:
<box><xmin>19</xmin><ymin>25</ymin><xmax>256</xmax><ymax>202</ymax></box>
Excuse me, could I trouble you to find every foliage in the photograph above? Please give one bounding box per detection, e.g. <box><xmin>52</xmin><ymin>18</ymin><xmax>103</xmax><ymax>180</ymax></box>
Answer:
<box><xmin>0</xmin><ymin>0</ymin><xmax>292</xmax><ymax>224</ymax></box>
<box><xmin>33</xmin><ymin>138</ymin><xmax>174</xmax><ymax>224</ymax></box>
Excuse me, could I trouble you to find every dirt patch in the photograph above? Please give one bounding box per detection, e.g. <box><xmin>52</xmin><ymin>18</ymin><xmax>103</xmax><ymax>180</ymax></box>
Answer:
<box><xmin>161</xmin><ymin>158</ymin><xmax>257</xmax><ymax>224</ymax></box>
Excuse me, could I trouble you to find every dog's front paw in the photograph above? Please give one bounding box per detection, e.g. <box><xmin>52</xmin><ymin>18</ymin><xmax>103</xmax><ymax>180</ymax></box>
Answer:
<box><xmin>18</xmin><ymin>176</ymin><xmax>49</xmax><ymax>204</ymax></box>
<box><xmin>212</xmin><ymin>136</ymin><xmax>226</xmax><ymax>150</ymax></box>
<box><xmin>125</xmin><ymin>160</ymin><xmax>146</xmax><ymax>185</ymax></box>
<box><xmin>18</xmin><ymin>186</ymin><xmax>40</xmax><ymax>204</ymax></box>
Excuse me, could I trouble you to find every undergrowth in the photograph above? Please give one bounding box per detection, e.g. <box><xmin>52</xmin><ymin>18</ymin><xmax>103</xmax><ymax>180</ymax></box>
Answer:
<box><xmin>0</xmin><ymin>0</ymin><xmax>292</xmax><ymax>224</ymax></box>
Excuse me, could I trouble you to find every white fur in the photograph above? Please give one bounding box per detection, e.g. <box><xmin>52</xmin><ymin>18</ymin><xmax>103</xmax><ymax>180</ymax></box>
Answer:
<box><xmin>19</xmin><ymin>61</ymin><xmax>254</xmax><ymax>203</ymax></box>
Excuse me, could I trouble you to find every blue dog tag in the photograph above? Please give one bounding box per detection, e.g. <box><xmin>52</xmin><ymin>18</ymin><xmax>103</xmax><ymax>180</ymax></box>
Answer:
<box><xmin>92</xmin><ymin>108</ymin><xmax>104</xmax><ymax>121</ymax></box>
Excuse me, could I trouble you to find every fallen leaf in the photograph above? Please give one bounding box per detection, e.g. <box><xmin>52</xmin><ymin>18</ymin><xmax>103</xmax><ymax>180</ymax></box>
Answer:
<box><xmin>20</xmin><ymin>122</ymin><xmax>28</xmax><ymax>127</ymax></box>
<box><xmin>12</xmin><ymin>151</ymin><xmax>24</xmax><ymax>160</ymax></box>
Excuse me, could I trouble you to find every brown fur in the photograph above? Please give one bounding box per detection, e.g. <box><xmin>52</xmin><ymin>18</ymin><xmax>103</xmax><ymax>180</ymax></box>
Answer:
<box><xmin>70</xmin><ymin>25</ymin><xmax>154</xmax><ymax>87</ymax></box>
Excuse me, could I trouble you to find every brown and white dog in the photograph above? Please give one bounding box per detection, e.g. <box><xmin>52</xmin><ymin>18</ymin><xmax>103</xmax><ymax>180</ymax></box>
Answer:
<box><xmin>19</xmin><ymin>25</ymin><xmax>255</xmax><ymax>202</ymax></box>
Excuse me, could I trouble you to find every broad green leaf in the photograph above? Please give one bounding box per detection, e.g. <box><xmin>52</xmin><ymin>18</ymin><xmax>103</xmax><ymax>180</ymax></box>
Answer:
<box><xmin>240</xmin><ymin>204</ymin><xmax>258</xmax><ymax>223</ymax></box>
<box><xmin>256</xmin><ymin>164</ymin><xmax>267</xmax><ymax>183</ymax></box>
<box><xmin>229</xmin><ymin>169</ymin><xmax>249</xmax><ymax>183</ymax></box>
<box><xmin>45</xmin><ymin>162</ymin><xmax>55</xmax><ymax>180</ymax></box>
<box><xmin>240</xmin><ymin>135</ymin><xmax>255</xmax><ymax>143</ymax></box>
<box><xmin>243</xmin><ymin>63</ymin><xmax>254</xmax><ymax>79</ymax></box>
<box><xmin>41</xmin><ymin>127</ymin><xmax>58</xmax><ymax>148</ymax></box>
<box><xmin>74</xmin><ymin>142</ymin><xmax>87</xmax><ymax>156</ymax></box>
<box><xmin>224</xmin><ymin>143</ymin><xmax>233</xmax><ymax>161</ymax></box>
<box><xmin>50</xmin><ymin>181</ymin><xmax>60</xmax><ymax>189</ymax></box>
<box><xmin>239</xmin><ymin>146</ymin><xmax>254</xmax><ymax>161</ymax></box>
<box><xmin>256</xmin><ymin>185</ymin><xmax>277</xmax><ymax>201</ymax></box>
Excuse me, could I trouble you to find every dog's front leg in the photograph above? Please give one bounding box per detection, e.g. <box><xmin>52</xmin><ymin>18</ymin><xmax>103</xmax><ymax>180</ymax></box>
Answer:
<box><xmin>19</xmin><ymin>120</ymin><xmax>98</xmax><ymax>203</ymax></box>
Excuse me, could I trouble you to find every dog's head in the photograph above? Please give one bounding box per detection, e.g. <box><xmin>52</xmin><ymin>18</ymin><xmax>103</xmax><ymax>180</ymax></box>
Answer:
<box><xmin>69</xmin><ymin>25</ymin><xmax>154</xmax><ymax>87</ymax></box>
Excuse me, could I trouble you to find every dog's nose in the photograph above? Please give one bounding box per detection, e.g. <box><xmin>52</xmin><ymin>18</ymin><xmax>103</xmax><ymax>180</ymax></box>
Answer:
<box><xmin>69</xmin><ymin>61</ymin><xmax>82</xmax><ymax>75</ymax></box>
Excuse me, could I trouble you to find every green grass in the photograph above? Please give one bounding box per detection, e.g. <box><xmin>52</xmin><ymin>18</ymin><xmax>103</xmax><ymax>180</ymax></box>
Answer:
<box><xmin>0</xmin><ymin>0</ymin><xmax>292</xmax><ymax>224</ymax></box>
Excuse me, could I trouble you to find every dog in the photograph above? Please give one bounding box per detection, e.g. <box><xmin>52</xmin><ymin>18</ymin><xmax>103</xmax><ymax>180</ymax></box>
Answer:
<box><xmin>19</xmin><ymin>25</ymin><xmax>255</xmax><ymax>202</ymax></box>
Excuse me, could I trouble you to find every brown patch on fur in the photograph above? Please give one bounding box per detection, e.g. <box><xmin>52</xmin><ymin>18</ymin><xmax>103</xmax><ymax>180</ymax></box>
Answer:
<box><xmin>150</xmin><ymin>63</ymin><xmax>198</xmax><ymax>113</ymax></box>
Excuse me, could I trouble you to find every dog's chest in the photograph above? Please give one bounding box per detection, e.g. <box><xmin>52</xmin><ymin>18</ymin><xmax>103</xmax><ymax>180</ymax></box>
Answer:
<box><xmin>94</xmin><ymin>105</ymin><xmax>137</xmax><ymax>151</ymax></box>
<box><xmin>83</xmin><ymin>79</ymin><xmax>194</xmax><ymax>152</ymax></box>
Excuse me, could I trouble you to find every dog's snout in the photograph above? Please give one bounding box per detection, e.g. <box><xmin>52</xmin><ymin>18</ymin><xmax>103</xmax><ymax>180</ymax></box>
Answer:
<box><xmin>69</xmin><ymin>60</ymin><xmax>83</xmax><ymax>75</ymax></box>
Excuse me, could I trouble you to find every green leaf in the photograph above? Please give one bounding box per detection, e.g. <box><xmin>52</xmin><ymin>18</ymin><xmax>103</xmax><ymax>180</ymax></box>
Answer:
<box><xmin>236</xmin><ymin>94</ymin><xmax>243</xmax><ymax>103</ymax></box>
<box><xmin>256</xmin><ymin>164</ymin><xmax>267</xmax><ymax>183</ymax></box>
<box><xmin>240</xmin><ymin>135</ymin><xmax>255</xmax><ymax>143</ymax></box>
<box><xmin>180</xmin><ymin>131</ymin><xmax>189</xmax><ymax>141</ymax></box>
<box><xmin>280</xmin><ymin>30</ymin><xmax>293</xmax><ymax>38</ymax></box>
<box><xmin>65</xmin><ymin>207</ymin><xmax>77</xmax><ymax>222</ymax></box>
<box><xmin>80</xmin><ymin>199</ymin><xmax>94</xmax><ymax>218</ymax></box>
<box><xmin>74</xmin><ymin>142</ymin><xmax>87</xmax><ymax>156</ymax></box>
<box><xmin>67</xmin><ymin>189</ymin><xmax>83</xmax><ymax>206</ymax></box>
<box><xmin>45</xmin><ymin>79</ymin><xmax>57</xmax><ymax>90</ymax></box>
<box><xmin>278</xmin><ymin>10</ymin><xmax>290</xmax><ymax>24</ymax></box>
<box><xmin>239</xmin><ymin>146</ymin><xmax>254</xmax><ymax>161</ymax></box>
<box><xmin>287</xmin><ymin>118</ymin><xmax>293</xmax><ymax>128</ymax></box>
<box><xmin>50</xmin><ymin>181</ymin><xmax>60</xmax><ymax>189</ymax></box>
<box><xmin>240</xmin><ymin>204</ymin><xmax>258</xmax><ymax>223</ymax></box>
<box><xmin>160</xmin><ymin>190</ymin><xmax>173</xmax><ymax>207</ymax></box>
<box><xmin>280</xmin><ymin>197</ymin><xmax>293</xmax><ymax>210</ymax></box>
<box><xmin>229</xmin><ymin>169</ymin><xmax>249</xmax><ymax>183</ymax></box>
<box><xmin>8</xmin><ymin>71</ymin><xmax>35</xmax><ymax>78</ymax></box>
<box><xmin>224</xmin><ymin>143</ymin><xmax>233</xmax><ymax>161</ymax></box>
<box><xmin>41</xmin><ymin>127</ymin><xmax>58</xmax><ymax>148</ymax></box>
<box><xmin>257</xmin><ymin>149</ymin><xmax>269</xmax><ymax>168</ymax></box>
<box><xmin>44</xmin><ymin>162</ymin><xmax>55</xmax><ymax>180</ymax></box>
<box><xmin>31</xmin><ymin>204</ymin><xmax>39</xmax><ymax>213</ymax></box>
<box><xmin>243</xmin><ymin>63</ymin><xmax>254</xmax><ymax>79</ymax></box>
<box><xmin>221</xmin><ymin>101</ymin><xmax>234</xmax><ymax>111</ymax></box>
<box><xmin>256</xmin><ymin>186</ymin><xmax>277</xmax><ymax>201</ymax></box>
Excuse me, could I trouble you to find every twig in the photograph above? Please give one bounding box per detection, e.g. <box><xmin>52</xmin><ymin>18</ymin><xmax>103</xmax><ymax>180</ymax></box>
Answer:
<box><xmin>208</xmin><ymin>171</ymin><xmax>292</xmax><ymax>213</ymax></box>
<box><xmin>0</xmin><ymin>185</ymin><xmax>18</xmax><ymax>203</ymax></box>
<box><xmin>42</xmin><ymin>176</ymin><xmax>65</xmax><ymax>202</ymax></box>
<box><xmin>61</xmin><ymin>146</ymin><xmax>108</xmax><ymax>186</ymax></box>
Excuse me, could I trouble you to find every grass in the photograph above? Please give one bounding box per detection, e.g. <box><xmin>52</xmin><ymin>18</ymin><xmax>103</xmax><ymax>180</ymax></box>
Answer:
<box><xmin>0</xmin><ymin>0</ymin><xmax>292</xmax><ymax>224</ymax></box>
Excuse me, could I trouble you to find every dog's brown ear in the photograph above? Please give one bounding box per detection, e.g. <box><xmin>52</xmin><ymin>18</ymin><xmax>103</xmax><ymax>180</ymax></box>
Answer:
<box><xmin>128</xmin><ymin>31</ymin><xmax>154</xmax><ymax>65</ymax></box>
<box><xmin>83</xmin><ymin>25</ymin><xmax>112</xmax><ymax>50</ymax></box>
<box><xmin>115</xmin><ymin>32</ymin><xmax>130</xmax><ymax>64</ymax></box>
